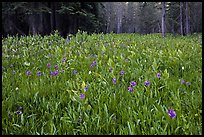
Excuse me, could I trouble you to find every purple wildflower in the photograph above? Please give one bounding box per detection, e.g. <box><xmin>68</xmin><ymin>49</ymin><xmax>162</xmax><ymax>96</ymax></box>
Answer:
<box><xmin>90</xmin><ymin>61</ymin><xmax>96</xmax><ymax>68</ymax></box>
<box><xmin>37</xmin><ymin>71</ymin><xmax>41</xmax><ymax>76</ymax></box>
<box><xmin>84</xmin><ymin>86</ymin><xmax>88</xmax><ymax>91</ymax></box>
<box><xmin>112</xmin><ymin>78</ymin><xmax>116</xmax><ymax>84</ymax></box>
<box><xmin>16</xmin><ymin>110</ymin><xmax>22</xmax><ymax>115</ymax></box>
<box><xmin>80</xmin><ymin>93</ymin><xmax>85</xmax><ymax>99</ymax></box>
<box><xmin>157</xmin><ymin>73</ymin><xmax>161</xmax><ymax>79</ymax></box>
<box><xmin>47</xmin><ymin>63</ymin><xmax>51</xmax><ymax>68</ymax></box>
<box><xmin>181</xmin><ymin>79</ymin><xmax>185</xmax><ymax>84</ymax></box>
<box><xmin>168</xmin><ymin>109</ymin><xmax>176</xmax><ymax>119</ymax></box>
<box><xmin>128</xmin><ymin>86</ymin><xmax>133</xmax><ymax>92</ymax></box>
<box><xmin>131</xmin><ymin>81</ymin><xmax>137</xmax><ymax>87</ymax></box>
<box><xmin>62</xmin><ymin>58</ymin><xmax>66</xmax><ymax>63</ymax></box>
<box><xmin>26</xmin><ymin>71</ymin><xmax>31</xmax><ymax>76</ymax></box>
<box><xmin>54</xmin><ymin>70</ymin><xmax>59</xmax><ymax>76</ymax></box>
<box><xmin>120</xmin><ymin>70</ymin><xmax>125</xmax><ymax>75</ymax></box>
<box><xmin>74</xmin><ymin>70</ymin><xmax>77</xmax><ymax>74</ymax></box>
<box><xmin>144</xmin><ymin>80</ymin><xmax>150</xmax><ymax>86</ymax></box>
<box><xmin>50</xmin><ymin>72</ymin><xmax>54</xmax><ymax>76</ymax></box>
<box><xmin>109</xmin><ymin>67</ymin><xmax>113</xmax><ymax>72</ymax></box>
<box><xmin>186</xmin><ymin>82</ymin><xmax>191</xmax><ymax>86</ymax></box>
<box><xmin>54</xmin><ymin>65</ymin><xmax>58</xmax><ymax>69</ymax></box>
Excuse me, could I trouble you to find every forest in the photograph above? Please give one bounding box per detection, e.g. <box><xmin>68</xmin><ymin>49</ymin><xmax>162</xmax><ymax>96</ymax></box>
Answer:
<box><xmin>2</xmin><ymin>2</ymin><xmax>202</xmax><ymax>37</ymax></box>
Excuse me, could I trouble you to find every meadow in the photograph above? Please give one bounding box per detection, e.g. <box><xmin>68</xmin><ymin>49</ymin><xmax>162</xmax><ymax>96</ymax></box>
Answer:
<box><xmin>2</xmin><ymin>31</ymin><xmax>202</xmax><ymax>135</ymax></box>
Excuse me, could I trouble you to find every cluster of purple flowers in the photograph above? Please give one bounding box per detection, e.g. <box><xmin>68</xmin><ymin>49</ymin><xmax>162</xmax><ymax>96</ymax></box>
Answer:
<box><xmin>90</xmin><ymin>61</ymin><xmax>96</xmax><ymax>68</ymax></box>
<box><xmin>26</xmin><ymin>70</ymin><xmax>31</xmax><ymax>76</ymax></box>
<box><xmin>181</xmin><ymin>79</ymin><xmax>191</xmax><ymax>86</ymax></box>
<box><xmin>47</xmin><ymin>63</ymin><xmax>60</xmax><ymax>76</ymax></box>
<box><xmin>112</xmin><ymin>78</ymin><xmax>117</xmax><ymax>84</ymax></box>
<box><xmin>128</xmin><ymin>81</ymin><xmax>137</xmax><ymax>92</ymax></box>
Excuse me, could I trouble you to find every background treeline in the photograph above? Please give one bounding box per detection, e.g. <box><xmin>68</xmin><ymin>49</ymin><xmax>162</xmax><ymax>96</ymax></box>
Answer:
<box><xmin>2</xmin><ymin>2</ymin><xmax>202</xmax><ymax>37</ymax></box>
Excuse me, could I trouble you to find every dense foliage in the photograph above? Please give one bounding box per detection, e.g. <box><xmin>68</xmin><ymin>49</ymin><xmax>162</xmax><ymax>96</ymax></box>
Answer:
<box><xmin>2</xmin><ymin>32</ymin><xmax>202</xmax><ymax>135</ymax></box>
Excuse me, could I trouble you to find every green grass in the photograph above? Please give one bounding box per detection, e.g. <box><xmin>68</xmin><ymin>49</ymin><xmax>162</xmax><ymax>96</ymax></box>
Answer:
<box><xmin>2</xmin><ymin>31</ymin><xmax>202</xmax><ymax>135</ymax></box>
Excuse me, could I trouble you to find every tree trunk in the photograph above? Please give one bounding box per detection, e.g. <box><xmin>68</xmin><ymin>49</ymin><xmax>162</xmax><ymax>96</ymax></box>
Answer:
<box><xmin>185</xmin><ymin>2</ymin><xmax>189</xmax><ymax>35</ymax></box>
<box><xmin>117</xmin><ymin>15</ymin><xmax>121</xmax><ymax>34</ymax></box>
<box><xmin>28</xmin><ymin>2</ymin><xmax>38</xmax><ymax>35</ymax></box>
<box><xmin>180</xmin><ymin>2</ymin><xmax>183</xmax><ymax>36</ymax></box>
<box><xmin>29</xmin><ymin>14</ymin><xmax>37</xmax><ymax>35</ymax></box>
<box><xmin>50</xmin><ymin>2</ymin><xmax>56</xmax><ymax>32</ymax></box>
<box><xmin>161</xmin><ymin>2</ymin><xmax>165</xmax><ymax>37</ymax></box>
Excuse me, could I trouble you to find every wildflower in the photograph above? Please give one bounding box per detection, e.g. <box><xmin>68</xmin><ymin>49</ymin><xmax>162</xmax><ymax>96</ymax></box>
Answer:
<box><xmin>168</xmin><ymin>109</ymin><xmax>176</xmax><ymax>119</ymax></box>
<box><xmin>84</xmin><ymin>86</ymin><xmax>88</xmax><ymax>91</ymax></box>
<box><xmin>144</xmin><ymin>80</ymin><xmax>150</xmax><ymax>86</ymax></box>
<box><xmin>62</xmin><ymin>58</ymin><xmax>66</xmax><ymax>63</ymax></box>
<box><xmin>157</xmin><ymin>73</ymin><xmax>161</xmax><ymax>79</ymax></box>
<box><xmin>101</xmin><ymin>52</ymin><xmax>105</xmax><ymax>55</ymax></box>
<box><xmin>80</xmin><ymin>93</ymin><xmax>85</xmax><ymax>99</ymax></box>
<box><xmin>186</xmin><ymin>82</ymin><xmax>191</xmax><ymax>86</ymax></box>
<box><xmin>60</xmin><ymin>69</ymin><xmax>64</xmax><ymax>73</ymax></box>
<box><xmin>37</xmin><ymin>71</ymin><xmax>41</xmax><ymax>76</ymax></box>
<box><xmin>16</xmin><ymin>110</ymin><xmax>22</xmax><ymax>115</ymax></box>
<box><xmin>181</xmin><ymin>79</ymin><xmax>185</xmax><ymax>84</ymax></box>
<box><xmin>54</xmin><ymin>70</ymin><xmax>58</xmax><ymax>76</ymax></box>
<box><xmin>131</xmin><ymin>81</ymin><xmax>137</xmax><ymax>87</ymax></box>
<box><xmin>50</xmin><ymin>72</ymin><xmax>54</xmax><ymax>76</ymax></box>
<box><xmin>54</xmin><ymin>65</ymin><xmax>58</xmax><ymax>69</ymax></box>
<box><xmin>109</xmin><ymin>67</ymin><xmax>113</xmax><ymax>72</ymax></box>
<box><xmin>74</xmin><ymin>70</ymin><xmax>77</xmax><ymax>74</ymax></box>
<box><xmin>112</xmin><ymin>78</ymin><xmax>116</xmax><ymax>84</ymax></box>
<box><xmin>47</xmin><ymin>63</ymin><xmax>51</xmax><ymax>68</ymax></box>
<box><xmin>90</xmin><ymin>61</ymin><xmax>96</xmax><ymax>68</ymax></box>
<box><xmin>120</xmin><ymin>70</ymin><xmax>125</xmax><ymax>75</ymax></box>
<box><xmin>26</xmin><ymin>71</ymin><xmax>31</xmax><ymax>76</ymax></box>
<box><xmin>128</xmin><ymin>86</ymin><xmax>133</xmax><ymax>92</ymax></box>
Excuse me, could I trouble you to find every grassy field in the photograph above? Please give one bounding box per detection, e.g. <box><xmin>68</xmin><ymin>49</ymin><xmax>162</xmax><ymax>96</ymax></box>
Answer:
<box><xmin>2</xmin><ymin>31</ymin><xmax>202</xmax><ymax>135</ymax></box>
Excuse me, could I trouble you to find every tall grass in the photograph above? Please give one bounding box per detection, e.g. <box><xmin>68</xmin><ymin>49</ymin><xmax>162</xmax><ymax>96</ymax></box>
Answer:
<box><xmin>2</xmin><ymin>31</ymin><xmax>202</xmax><ymax>135</ymax></box>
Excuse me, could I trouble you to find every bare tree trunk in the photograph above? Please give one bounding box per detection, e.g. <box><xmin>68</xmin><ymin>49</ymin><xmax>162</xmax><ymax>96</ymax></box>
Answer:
<box><xmin>158</xmin><ymin>22</ymin><xmax>161</xmax><ymax>33</ymax></box>
<box><xmin>116</xmin><ymin>3</ymin><xmax>122</xmax><ymax>34</ymax></box>
<box><xmin>185</xmin><ymin>2</ymin><xmax>189</xmax><ymax>35</ymax></box>
<box><xmin>180</xmin><ymin>2</ymin><xmax>183</xmax><ymax>36</ymax></box>
<box><xmin>162</xmin><ymin>2</ymin><xmax>165</xmax><ymax>37</ymax></box>
<box><xmin>117</xmin><ymin>15</ymin><xmax>121</xmax><ymax>34</ymax></box>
